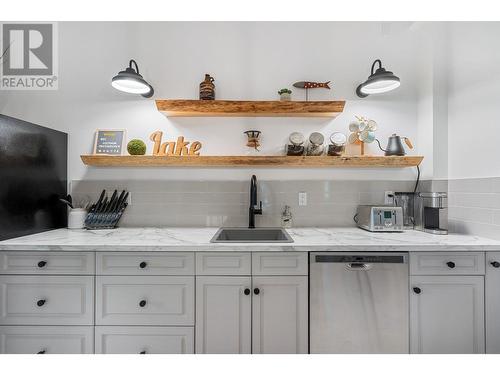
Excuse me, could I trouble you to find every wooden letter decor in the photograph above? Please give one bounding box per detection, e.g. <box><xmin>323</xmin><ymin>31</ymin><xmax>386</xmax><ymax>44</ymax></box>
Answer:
<box><xmin>149</xmin><ymin>131</ymin><xmax>203</xmax><ymax>156</ymax></box>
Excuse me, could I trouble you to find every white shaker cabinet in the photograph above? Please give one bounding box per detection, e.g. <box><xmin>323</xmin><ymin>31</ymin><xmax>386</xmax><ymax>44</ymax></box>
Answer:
<box><xmin>195</xmin><ymin>276</ymin><xmax>252</xmax><ymax>354</ymax></box>
<box><xmin>486</xmin><ymin>252</ymin><xmax>500</xmax><ymax>353</ymax></box>
<box><xmin>410</xmin><ymin>275</ymin><xmax>485</xmax><ymax>354</ymax></box>
<box><xmin>252</xmin><ymin>276</ymin><xmax>308</xmax><ymax>354</ymax></box>
<box><xmin>195</xmin><ymin>252</ymin><xmax>308</xmax><ymax>354</ymax></box>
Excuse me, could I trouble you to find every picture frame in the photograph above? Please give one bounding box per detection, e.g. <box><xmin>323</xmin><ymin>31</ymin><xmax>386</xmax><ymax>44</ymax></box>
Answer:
<box><xmin>93</xmin><ymin>129</ymin><xmax>127</xmax><ymax>155</ymax></box>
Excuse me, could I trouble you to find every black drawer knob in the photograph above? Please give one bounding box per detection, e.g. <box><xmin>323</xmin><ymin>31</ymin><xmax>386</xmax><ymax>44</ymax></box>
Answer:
<box><xmin>139</xmin><ymin>350</ymin><xmax>146</xmax><ymax>354</ymax></box>
<box><xmin>244</xmin><ymin>288</ymin><xmax>250</xmax><ymax>295</ymax></box>
<box><xmin>37</xmin><ymin>350</ymin><xmax>46</xmax><ymax>354</ymax></box>
<box><xmin>253</xmin><ymin>288</ymin><xmax>260</xmax><ymax>295</ymax></box>
<box><xmin>413</xmin><ymin>287</ymin><xmax>422</xmax><ymax>294</ymax></box>
<box><xmin>37</xmin><ymin>299</ymin><xmax>46</xmax><ymax>307</ymax></box>
<box><xmin>139</xmin><ymin>300</ymin><xmax>147</xmax><ymax>307</ymax></box>
<box><xmin>139</xmin><ymin>262</ymin><xmax>147</xmax><ymax>269</ymax></box>
<box><xmin>491</xmin><ymin>261</ymin><xmax>500</xmax><ymax>268</ymax></box>
<box><xmin>446</xmin><ymin>261</ymin><xmax>456</xmax><ymax>269</ymax></box>
<box><xmin>37</xmin><ymin>261</ymin><xmax>47</xmax><ymax>268</ymax></box>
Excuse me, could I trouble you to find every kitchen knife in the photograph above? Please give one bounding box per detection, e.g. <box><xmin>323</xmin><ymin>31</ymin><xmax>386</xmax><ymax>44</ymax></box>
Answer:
<box><xmin>91</xmin><ymin>190</ymin><xmax>106</xmax><ymax>214</ymax></box>
<box><xmin>93</xmin><ymin>196</ymin><xmax>108</xmax><ymax>226</ymax></box>
<box><xmin>105</xmin><ymin>190</ymin><xmax>125</xmax><ymax>225</ymax></box>
<box><xmin>96</xmin><ymin>193</ymin><xmax>115</xmax><ymax>226</ymax></box>
<box><xmin>85</xmin><ymin>190</ymin><xmax>106</xmax><ymax>227</ymax></box>
<box><xmin>109</xmin><ymin>191</ymin><xmax>129</xmax><ymax>226</ymax></box>
<box><xmin>100</xmin><ymin>190</ymin><xmax>118</xmax><ymax>226</ymax></box>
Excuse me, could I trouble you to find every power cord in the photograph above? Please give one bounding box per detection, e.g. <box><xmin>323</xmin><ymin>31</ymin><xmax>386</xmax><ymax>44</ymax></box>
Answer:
<box><xmin>413</xmin><ymin>165</ymin><xmax>420</xmax><ymax>194</ymax></box>
<box><xmin>409</xmin><ymin>165</ymin><xmax>421</xmax><ymax>226</ymax></box>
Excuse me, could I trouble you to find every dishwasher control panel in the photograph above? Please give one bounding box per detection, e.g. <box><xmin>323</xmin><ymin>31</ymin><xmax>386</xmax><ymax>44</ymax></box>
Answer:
<box><xmin>315</xmin><ymin>254</ymin><xmax>407</xmax><ymax>263</ymax></box>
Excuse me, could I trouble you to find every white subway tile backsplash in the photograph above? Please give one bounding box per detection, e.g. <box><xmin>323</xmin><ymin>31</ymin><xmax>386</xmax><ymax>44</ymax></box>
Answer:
<box><xmin>72</xmin><ymin>179</ymin><xmax>420</xmax><ymax>228</ymax></box>
<box><xmin>448</xmin><ymin>177</ymin><xmax>500</xmax><ymax>240</ymax></box>
<box><xmin>449</xmin><ymin>192</ymin><xmax>500</xmax><ymax>209</ymax></box>
<box><xmin>358</xmin><ymin>192</ymin><xmax>386</xmax><ymax>205</ymax></box>
<box><xmin>491</xmin><ymin>177</ymin><xmax>500</xmax><ymax>193</ymax></box>
<box><xmin>448</xmin><ymin>178</ymin><xmax>493</xmax><ymax>193</ymax></box>
<box><xmin>448</xmin><ymin>206</ymin><xmax>493</xmax><ymax>224</ymax></box>
<box><xmin>71</xmin><ymin>177</ymin><xmax>500</xmax><ymax>239</ymax></box>
<box><xmin>492</xmin><ymin>210</ymin><xmax>500</xmax><ymax>226</ymax></box>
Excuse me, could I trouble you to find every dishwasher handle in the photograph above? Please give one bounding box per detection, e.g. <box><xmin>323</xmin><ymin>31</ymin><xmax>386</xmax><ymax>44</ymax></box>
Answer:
<box><xmin>346</xmin><ymin>263</ymin><xmax>372</xmax><ymax>271</ymax></box>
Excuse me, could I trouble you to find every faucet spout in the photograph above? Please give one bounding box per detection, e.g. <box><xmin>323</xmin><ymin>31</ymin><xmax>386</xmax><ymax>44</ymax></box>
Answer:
<box><xmin>249</xmin><ymin>175</ymin><xmax>262</xmax><ymax>228</ymax></box>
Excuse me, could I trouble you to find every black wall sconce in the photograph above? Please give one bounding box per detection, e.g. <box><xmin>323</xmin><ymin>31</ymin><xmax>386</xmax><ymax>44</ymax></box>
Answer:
<box><xmin>356</xmin><ymin>59</ymin><xmax>400</xmax><ymax>98</ymax></box>
<box><xmin>111</xmin><ymin>59</ymin><xmax>154</xmax><ymax>98</ymax></box>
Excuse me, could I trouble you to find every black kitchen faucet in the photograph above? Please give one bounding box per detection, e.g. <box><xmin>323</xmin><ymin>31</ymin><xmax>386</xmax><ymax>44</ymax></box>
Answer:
<box><xmin>249</xmin><ymin>175</ymin><xmax>263</xmax><ymax>228</ymax></box>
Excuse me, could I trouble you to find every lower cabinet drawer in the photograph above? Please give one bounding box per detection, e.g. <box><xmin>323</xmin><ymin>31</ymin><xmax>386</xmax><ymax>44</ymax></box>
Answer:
<box><xmin>252</xmin><ymin>252</ymin><xmax>308</xmax><ymax>276</ymax></box>
<box><xmin>95</xmin><ymin>326</ymin><xmax>194</xmax><ymax>354</ymax></box>
<box><xmin>0</xmin><ymin>276</ymin><xmax>94</xmax><ymax>325</ymax></box>
<box><xmin>96</xmin><ymin>252</ymin><xmax>194</xmax><ymax>276</ymax></box>
<box><xmin>410</xmin><ymin>252</ymin><xmax>485</xmax><ymax>275</ymax></box>
<box><xmin>196</xmin><ymin>252</ymin><xmax>251</xmax><ymax>275</ymax></box>
<box><xmin>96</xmin><ymin>276</ymin><xmax>195</xmax><ymax>326</ymax></box>
<box><xmin>0</xmin><ymin>251</ymin><xmax>95</xmax><ymax>275</ymax></box>
<box><xmin>0</xmin><ymin>326</ymin><xmax>94</xmax><ymax>354</ymax></box>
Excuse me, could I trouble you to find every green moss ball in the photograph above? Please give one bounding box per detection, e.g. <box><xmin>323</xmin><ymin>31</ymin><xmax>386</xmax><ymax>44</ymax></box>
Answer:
<box><xmin>127</xmin><ymin>139</ymin><xmax>147</xmax><ymax>155</ymax></box>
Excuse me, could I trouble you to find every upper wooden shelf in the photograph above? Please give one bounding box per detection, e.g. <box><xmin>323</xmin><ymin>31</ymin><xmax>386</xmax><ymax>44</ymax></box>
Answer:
<box><xmin>81</xmin><ymin>155</ymin><xmax>423</xmax><ymax>168</ymax></box>
<box><xmin>155</xmin><ymin>99</ymin><xmax>346</xmax><ymax>118</ymax></box>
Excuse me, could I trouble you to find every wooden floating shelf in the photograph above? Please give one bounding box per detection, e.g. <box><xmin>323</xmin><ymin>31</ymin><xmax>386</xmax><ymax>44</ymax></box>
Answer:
<box><xmin>155</xmin><ymin>99</ymin><xmax>346</xmax><ymax>118</ymax></box>
<box><xmin>81</xmin><ymin>155</ymin><xmax>423</xmax><ymax>168</ymax></box>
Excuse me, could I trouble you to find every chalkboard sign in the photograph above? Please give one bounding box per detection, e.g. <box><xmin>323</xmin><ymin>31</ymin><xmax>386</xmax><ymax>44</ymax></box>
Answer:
<box><xmin>93</xmin><ymin>129</ymin><xmax>126</xmax><ymax>155</ymax></box>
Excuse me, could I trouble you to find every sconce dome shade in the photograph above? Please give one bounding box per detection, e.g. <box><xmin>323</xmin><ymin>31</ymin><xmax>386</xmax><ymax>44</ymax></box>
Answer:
<box><xmin>111</xmin><ymin>60</ymin><xmax>154</xmax><ymax>98</ymax></box>
<box><xmin>356</xmin><ymin>60</ymin><xmax>400</xmax><ymax>98</ymax></box>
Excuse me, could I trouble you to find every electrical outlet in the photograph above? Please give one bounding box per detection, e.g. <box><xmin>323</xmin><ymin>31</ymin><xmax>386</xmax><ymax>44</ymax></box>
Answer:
<box><xmin>298</xmin><ymin>192</ymin><xmax>307</xmax><ymax>206</ymax></box>
<box><xmin>384</xmin><ymin>191</ymin><xmax>394</xmax><ymax>205</ymax></box>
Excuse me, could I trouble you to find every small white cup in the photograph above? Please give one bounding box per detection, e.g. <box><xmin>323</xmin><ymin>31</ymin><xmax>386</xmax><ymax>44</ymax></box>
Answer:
<box><xmin>68</xmin><ymin>208</ymin><xmax>87</xmax><ymax>229</ymax></box>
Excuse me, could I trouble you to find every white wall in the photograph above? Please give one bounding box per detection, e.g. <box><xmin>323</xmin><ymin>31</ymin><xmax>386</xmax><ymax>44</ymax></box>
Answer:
<box><xmin>414</xmin><ymin>22</ymin><xmax>449</xmax><ymax>181</ymax></box>
<box><xmin>447</xmin><ymin>22</ymin><xmax>500</xmax><ymax>179</ymax></box>
<box><xmin>0</xmin><ymin>22</ymin><xmax>426</xmax><ymax>181</ymax></box>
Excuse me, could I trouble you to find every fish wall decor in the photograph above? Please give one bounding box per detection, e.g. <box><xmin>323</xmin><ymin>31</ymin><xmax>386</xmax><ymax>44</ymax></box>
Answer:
<box><xmin>292</xmin><ymin>81</ymin><xmax>331</xmax><ymax>100</ymax></box>
<box><xmin>293</xmin><ymin>81</ymin><xmax>331</xmax><ymax>89</ymax></box>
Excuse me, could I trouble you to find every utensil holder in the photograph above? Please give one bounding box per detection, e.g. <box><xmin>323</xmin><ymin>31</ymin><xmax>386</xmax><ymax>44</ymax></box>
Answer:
<box><xmin>68</xmin><ymin>209</ymin><xmax>87</xmax><ymax>229</ymax></box>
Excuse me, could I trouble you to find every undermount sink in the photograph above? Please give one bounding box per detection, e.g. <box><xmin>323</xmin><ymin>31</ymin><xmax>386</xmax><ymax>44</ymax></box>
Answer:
<box><xmin>210</xmin><ymin>228</ymin><xmax>294</xmax><ymax>243</ymax></box>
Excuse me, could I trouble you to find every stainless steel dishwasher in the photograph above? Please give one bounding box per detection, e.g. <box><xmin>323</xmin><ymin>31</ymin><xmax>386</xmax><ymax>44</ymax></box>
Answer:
<box><xmin>310</xmin><ymin>252</ymin><xmax>409</xmax><ymax>353</ymax></box>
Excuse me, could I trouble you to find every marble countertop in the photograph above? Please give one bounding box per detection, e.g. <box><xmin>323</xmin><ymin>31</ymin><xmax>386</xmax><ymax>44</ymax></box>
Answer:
<box><xmin>1</xmin><ymin>227</ymin><xmax>499</xmax><ymax>252</ymax></box>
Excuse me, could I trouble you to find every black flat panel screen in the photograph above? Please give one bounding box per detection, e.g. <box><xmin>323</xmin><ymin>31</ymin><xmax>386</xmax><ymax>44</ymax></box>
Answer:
<box><xmin>0</xmin><ymin>114</ymin><xmax>67</xmax><ymax>240</ymax></box>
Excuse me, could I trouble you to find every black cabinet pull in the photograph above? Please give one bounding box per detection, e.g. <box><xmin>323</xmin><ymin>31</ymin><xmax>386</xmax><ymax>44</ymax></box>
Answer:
<box><xmin>446</xmin><ymin>261</ymin><xmax>456</xmax><ymax>269</ymax></box>
<box><xmin>139</xmin><ymin>350</ymin><xmax>146</xmax><ymax>354</ymax></box>
<box><xmin>37</xmin><ymin>350</ymin><xmax>46</xmax><ymax>354</ymax></box>
<box><xmin>413</xmin><ymin>287</ymin><xmax>422</xmax><ymax>294</ymax></box>
<box><xmin>139</xmin><ymin>300</ymin><xmax>147</xmax><ymax>307</ymax></box>
<box><xmin>244</xmin><ymin>288</ymin><xmax>251</xmax><ymax>295</ymax></box>
<box><xmin>37</xmin><ymin>261</ymin><xmax>47</xmax><ymax>268</ymax></box>
<box><xmin>139</xmin><ymin>262</ymin><xmax>147</xmax><ymax>269</ymax></box>
<box><xmin>253</xmin><ymin>288</ymin><xmax>260</xmax><ymax>295</ymax></box>
<box><xmin>37</xmin><ymin>299</ymin><xmax>46</xmax><ymax>307</ymax></box>
<box><xmin>491</xmin><ymin>261</ymin><xmax>500</xmax><ymax>268</ymax></box>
